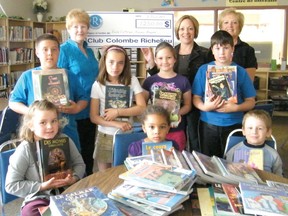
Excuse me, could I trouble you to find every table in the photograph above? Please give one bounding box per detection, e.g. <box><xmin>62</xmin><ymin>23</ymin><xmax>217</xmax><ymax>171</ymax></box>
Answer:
<box><xmin>64</xmin><ymin>165</ymin><xmax>194</xmax><ymax>216</ymax></box>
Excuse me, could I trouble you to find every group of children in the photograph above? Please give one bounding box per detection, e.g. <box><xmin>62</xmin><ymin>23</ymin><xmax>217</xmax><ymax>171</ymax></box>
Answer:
<box><xmin>5</xmin><ymin>28</ymin><xmax>283</xmax><ymax>216</ymax></box>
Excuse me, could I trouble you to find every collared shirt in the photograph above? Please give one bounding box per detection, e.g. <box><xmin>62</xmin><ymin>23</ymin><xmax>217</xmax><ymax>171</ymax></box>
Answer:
<box><xmin>58</xmin><ymin>39</ymin><xmax>99</xmax><ymax>119</ymax></box>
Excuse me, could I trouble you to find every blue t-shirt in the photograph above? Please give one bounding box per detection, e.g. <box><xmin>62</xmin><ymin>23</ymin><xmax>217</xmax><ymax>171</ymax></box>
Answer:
<box><xmin>192</xmin><ymin>61</ymin><xmax>256</xmax><ymax>126</ymax></box>
<box><xmin>58</xmin><ymin>39</ymin><xmax>99</xmax><ymax>120</ymax></box>
<box><xmin>9</xmin><ymin>67</ymin><xmax>88</xmax><ymax>150</ymax></box>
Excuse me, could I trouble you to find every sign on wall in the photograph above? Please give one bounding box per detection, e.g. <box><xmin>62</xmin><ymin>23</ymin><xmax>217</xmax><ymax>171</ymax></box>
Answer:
<box><xmin>226</xmin><ymin>0</ymin><xmax>278</xmax><ymax>6</ymax></box>
<box><xmin>87</xmin><ymin>12</ymin><xmax>174</xmax><ymax>48</ymax></box>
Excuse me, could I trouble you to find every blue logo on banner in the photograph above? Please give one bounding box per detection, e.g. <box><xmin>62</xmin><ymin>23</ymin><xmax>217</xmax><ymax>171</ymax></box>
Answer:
<box><xmin>90</xmin><ymin>15</ymin><xmax>103</xmax><ymax>29</ymax></box>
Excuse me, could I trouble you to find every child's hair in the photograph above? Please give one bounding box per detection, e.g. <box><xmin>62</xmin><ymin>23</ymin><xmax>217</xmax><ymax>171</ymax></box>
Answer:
<box><xmin>35</xmin><ymin>33</ymin><xmax>60</xmax><ymax>49</ymax></box>
<box><xmin>175</xmin><ymin>15</ymin><xmax>199</xmax><ymax>39</ymax></box>
<box><xmin>19</xmin><ymin>100</ymin><xmax>60</xmax><ymax>142</ymax></box>
<box><xmin>141</xmin><ymin>105</ymin><xmax>171</xmax><ymax>125</ymax></box>
<box><xmin>97</xmin><ymin>45</ymin><xmax>131</xmax><ymax>86</ymax></box>
<box><xmin>210</xmin><ymin>30</ymin><xmax>234</xmax><ymax>48</ymax></box>
<box><xmin>66</xmin><ymin>8</ymin><xmax>90</xmax><ymax>29</ymax></box>
<box><xmin>242</xmin><ymin>109</ymin><xmax>272</xmax><ymax>130</ymax></box>
<box><xmin>154</xmin><ymin>42</ymin><xmax>176</xmax><ymax>59</ymax></box>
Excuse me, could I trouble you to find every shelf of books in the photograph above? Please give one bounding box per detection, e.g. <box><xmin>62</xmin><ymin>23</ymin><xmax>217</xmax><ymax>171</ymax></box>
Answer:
<box><xmin>45</xmin><ymin>21</ymin><xmax>68</xmax><ymax>44</ymax></box>
<box><xmin>255</xmin><ymin>68</ymin><xmax>288</xmax><ymax>117</ymax></box>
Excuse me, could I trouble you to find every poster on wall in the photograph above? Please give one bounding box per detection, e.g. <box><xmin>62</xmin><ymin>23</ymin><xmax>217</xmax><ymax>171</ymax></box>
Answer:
<box><xmin>226</xmin><ymin>0</ymin><xmax>278</xmax><ymax>6</ymax></box>
<box><xmin>87</xmin><ymin>12</ymin><xmax>174</xmax><ymax>48</ymax></box>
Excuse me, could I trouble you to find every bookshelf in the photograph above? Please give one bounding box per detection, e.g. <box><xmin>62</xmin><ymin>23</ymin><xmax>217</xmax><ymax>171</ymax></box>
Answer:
<box><xmin>45</xmin><ymin>21</ymin><xmax>68</xmax><ymax>44</ymax></box>
<box><xmin>255</xmin><ymin>68</ymin><xmax>288</xmax><ymax>117</ymax></box>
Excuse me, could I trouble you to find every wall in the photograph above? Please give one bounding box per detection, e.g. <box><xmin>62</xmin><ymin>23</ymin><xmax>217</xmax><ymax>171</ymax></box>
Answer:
<box><xmin>0</xmin><ymin>0</ymin><xmax>287</xmax><ymax>21</ymax></box>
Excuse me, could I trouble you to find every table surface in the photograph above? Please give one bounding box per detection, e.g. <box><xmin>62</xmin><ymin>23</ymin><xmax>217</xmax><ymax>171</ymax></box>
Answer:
<box><xmin>64</xmin><ymin>165</ymin><xmax>194</xmax><ymax>216</ymax></box>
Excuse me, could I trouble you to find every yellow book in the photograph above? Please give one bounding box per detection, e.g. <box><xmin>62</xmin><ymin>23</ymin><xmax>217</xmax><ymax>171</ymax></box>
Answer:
<box><xmin>197</xmin><ymin>188</ymin><xmax>214</xmax><ymax>216</ymax></box>
<box><xmin>247</xmin><ymin>149</ymin><xmax>264</xmax><ymax>170</ymax></box>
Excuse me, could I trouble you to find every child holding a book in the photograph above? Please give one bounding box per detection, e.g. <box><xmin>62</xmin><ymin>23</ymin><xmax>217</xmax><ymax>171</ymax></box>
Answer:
<box><xmin>225</xmin><ymin>110</ymin><xmax>283</xmax><ymax>176</ymax></box>
<box><xmin>142</xmin><ymin>42</ymin><xmax>192</xmax><ymax>151</ymax></box>
<box><xmin>90</xmin><ymin>45</ymin><xmax>146</xmax><ymax>172</ymax></box>
<box><xmin>192</xmin><ymin>30</ymin><xmax>256</xmax><ymax>157</ymax></box>
<box><xmin>8</xmin><ymin>34</ymin><xmax>88</xmax><ymax>151</ymax></box>
<box><xmin>5</xmin><ymin>100</ymin><xmax>86</xmax><ymax>216</ymax></box>
<box><xmin>128</xmin><ymin>105</ymin><xmax>179</xmax><ymax>156</ymax></box>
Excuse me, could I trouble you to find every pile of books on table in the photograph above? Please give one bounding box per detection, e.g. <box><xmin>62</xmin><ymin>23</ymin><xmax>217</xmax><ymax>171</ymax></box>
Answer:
<box><xmin>108</xmin><ymin>160</ymin><xmax>197</xmax><ymax>216</ymax></box>
<box><xmin>197</xmin><ymin>180</ymin><xmax>288</xmax><ymax>216</ymax></box>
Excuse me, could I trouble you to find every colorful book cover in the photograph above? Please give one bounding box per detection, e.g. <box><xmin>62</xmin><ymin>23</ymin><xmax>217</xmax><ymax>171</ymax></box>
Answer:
<box><xmin>119</xmin><ymin>161</ymin><xmax>195</xmax><ymax>192</ymax></box>
<box><xmin>36</xmin><ymin>136</ymin><xmax>72</xmax><ymax>182</ymax></box>
<box><xmin>32</xmin><ymin>69</ymin><xmax>70</xmax><ymax>106</ymax></box>
<box><xmin>50</xmin><ymin>187</ymin><xmax>123</xmax><ymax>216</ymax></box>
<box><xmin>125</xmin><ymin>154</ymin><xmax>153</xmax><ymax>169</ymax></box>
<box><xmin>205</xmin><ymin>65</ymin><xmax>237</xmax><ymax>103</ymax></box>
<box><xmin>152</xmin><ymin>87</ymin><xmax>181</xmax><ymax>127</ymax></box>
<box><xmin>160</xmin><ymin>149</ymin><xmax>178</xmax><ymax>167</ymax></box>
<box><xmin>151</xmin><ymin>149</ymin><xmax>165</xmax><ymax>164</ymax></box>
<box><xmin>172</xmin><ymin>149</ymin><xmax>190</xmax><ymax>170</ymax></box>
<box><xmin>222</xmin><ymin>183</ymin><xmax>244</xmax><ymax>214</ymax></box>
<box><xmin>239</xmin><ymin>182</ymin><xmax>288</xmax><ymax>216</ymax></box>
<box><xmin>212</xmin><ymin>183</ymin><xmax>234</xmax><ymax>215</ymax></box>
<box><xmin>108</xmin><ymin>192</ymin><xmax>184</xmax><ymax>216</ymax></box>
<box><xmin>111</xmin><ymin>183</ymin><xmax>189</xmax><ymax>211</ymax></box>
<box><xmin>142</xmin><ymin>141</ymin><xmax>173</xmax><ymax>155</ymax></box>
<box><xmin>197</xmin><ymin>187</ymin><xmax>215</xmax><ymax>216</ymax></box>
<box><xmin>234</xmin><ymin>148</ymin><xmax>264</xmax><ymax>170</ymax></box>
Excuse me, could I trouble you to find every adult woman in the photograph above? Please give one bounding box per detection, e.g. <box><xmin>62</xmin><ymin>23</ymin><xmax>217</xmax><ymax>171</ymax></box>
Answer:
<box><xmin>218</xmin><ymin>8</ymin><xmax>258</xmax><ymax>81</ymax></box>
<box><xmin>58</xmin><ymin>8</ymin><xmax>99</xmax><ymax>175</ymax></box>
<box><xmin>142</xmin><ymin>15</ymin><xmax>210</xmax><ymax>152</ymax></box>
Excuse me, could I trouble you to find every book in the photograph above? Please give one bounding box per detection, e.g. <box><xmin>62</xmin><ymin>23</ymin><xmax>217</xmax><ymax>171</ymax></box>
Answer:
<box><xmin>105</xmin><ymin>85</ymin><xmax>131</xmax><ymax>121</ymax></box>
<box><xmin>197</xmin><ymin>187</ymin><xmax>215</xmax><ymax>216</ymax></box>
<box><xmin>266</xmin><ymin>180</ymin><xmax>288</xmax><ymax>193</ymax></box>
<box><xmin>239</xmin><ymin>182</ymin><xmax>288</xmax><ymax>216</ymax></box>
<box><xmin>112</xmin><ymin>199</ymin><xmax>149</xmax><ymax>216</ymax></box>
<box><xmin>160</xmin><ymin>148</ymin><xmax>178</xmax><ymax>167</ymax></box>
<box><xmin>212</xmin><ymin>183</ymin><xmax>235</xmax><ymax>215</ymax></box>
<box><xmin>205</xmin><ymin>65</ymin><xmax>237</xmax><ymax>103</ymax></box>
<box><xmin>32</xmin><ymin>69</ymin><xmax>70</xmax><ymax>106</ymax></box>
<box><xmin>111</xmin><ymin>182</ymin><xmax>189</xmax><ymax>211</ymax></box>
<box><xmin>150</xmin><ymin>149</ymin><xmax>165</xmax><ymax>164</ymax></box>
<box><xmin>152</xmin><ymin>87</ymin><xmax>181</xmax><ymax>127</ymax></box>
<box><xmin>221</xmin><ymin>183</ymin><xmax>244</xmax><ymax>214</ymax></box>
<box><xmin>182</xmin><ymin>150</ymin><xmax>215</xmax><ymax>184</ymax></box>
<box><xmin>192</xmin><ymin>150</ymin><xmax>236</xmax><ymax>184</ymax></box>
<box><xmin>172</xmin><ymin>149</ymin><xmax>190</xmax><ymax>170</ymax></box>
<box><xmin>36</xmin><ymin>136</ymin><xmax>72</xmax><ymax>182</ymax></box>
<box><xmin>49</xmin><ymin>186</ymin><xmax>123</xmax><ymax>216</ymax></box>
<box><xmin>233</xmin><ymin>148</ymin><xmax>264</xmax><ymax>170</ymax></box>
<box><xmin>212</xmin><ymin>156</ymin><xmax>264</xmax><ymax>184</ymax></box>
<box><xmin>125</xmin><ymin>155</ymin><xmax>153</xmax><ymax>169</ymax></box>
<box><xmin>119</xmin><ymin>161</ymin><xmax>195</xmax><ymax>192</ymax></box>
<box><xmin>142</xmin><ymin>141</ymin><xmax>173</xmax><ymax>155</ymax></box>
<box><xmin>108</xmin><ymin>192</ymin><xmax>184</xmax><ymax>216</ymax></box>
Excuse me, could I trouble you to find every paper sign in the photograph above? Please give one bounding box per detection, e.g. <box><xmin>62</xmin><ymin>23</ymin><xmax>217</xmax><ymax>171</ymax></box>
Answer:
<box><xmin>87</xmin><ymin>12</ymin><xmax>174</xmax><ymax>48</ymax></box>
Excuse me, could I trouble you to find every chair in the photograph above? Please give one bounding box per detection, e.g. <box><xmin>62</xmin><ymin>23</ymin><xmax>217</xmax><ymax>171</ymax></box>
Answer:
<box><xmin>0</xmin><ymin>106</ymin><xmax>21</xmax><ymax>144</ymax></box>
<box><xmin>253</xmin><ymin>99</ymin><xmax>275</xmax><ymax>117</ymax></box>
<box><xmin>112</xmin><ymin>126</ymin><xmax>146</xmax><ymax>166</ymax></box>
<box><xmin>0</xmin><ymin>139</ymin><xmax>20</xmax><ymax>215</ymax></box>
<box><xmin>223</xmin><ymin>128</ymin><xmax>277</xmax><ymax>158</ymax></box>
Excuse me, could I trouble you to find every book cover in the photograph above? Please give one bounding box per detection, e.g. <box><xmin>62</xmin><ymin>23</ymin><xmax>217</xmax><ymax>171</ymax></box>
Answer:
<box><xmin>172</xmin><ymin>149</ymin><xmax>190</xmax><ymax>170</ymax></box>
<box><xmin>112</xmin><ymin>199</ymin><xmax>149</xmax><ymax>216</ymax></box>
<box><xmin>182</xmin><ymin>150</ymin><xmax>215</xmax><ymax>184</ymax></box>
<box><xmin>221</xmin><ymin>183</ymin><xmax>244</xmax><ymax>214</ymax></box>
<box><xmin>197</xmin><ymin>187</ymin><xmax>215</xmax><ymax>216</ymax></box>
<box><xmin>125</xmin><ymin>155</ymin><xmax>153</xmax><ymax>169</ymax></box>
<box><xmin>36</xmin><ymin>136</ymin><xmax>72</xmax><ymax>182</ymax></box>
<box><xmin>142</xmin><ymin>141</ymin><xmax>173</xmax><ymax>155</ymax></box>
<box><xmin>205</xmin><ymin>65</ymin><xmax>237</xmax><ymax>103</ymax></box>
<box><xmin>105</xmin><ymin>85</ymin><xmax>131</xmax><ymax>121</ymax></box>
<box><xmin>108</xmin><ymin>192</ymin><xmax>184</xmax><ymax>216</ymax></box>
<box><xmin>150</xmin><ymin>149</ymin><xmax>165</xmax><ymax>164</ymax></box>
<box><xmin>111</xmin><ymin>183</ymin><xmax>189</xmax><ymax>211</ymax></box>
<box><xmin>50</xmin><ymin>187</ymin><xmax>123</xmax><ymax>216</ymax></box>
<box><xmin>212</xmin><ymin>156</ymin><xmax>264</xmax><ymax>184</ymax></box>
<box><xmin>32</xmin><ymin>69</ymin><xmax>70</xmax><ymax>106</ymax></box>
<box><xmin>119</xmin><ymin>161</ymin><xmax>195</xmax><ymax>192</ymax></box>
<box><xmin>160</xmin><ymin>149</ymin><xmax>178</xmax><ymax>167</ymax></box>
<box><xmin>239</xmin><ymin>182</ymin><xmax>288</xmax><ymax>216</ymax></box>
<box><xmin>234</xmin><ymin>148</ymin><xmax>264</xmax><ymax>170</ymax></box>
<box><xmin>152</xmin><ymin>87</ymin><xmax>181</xmax><ymax>127</ymax></box>
<box><xmin>212</xmin><ymin>183</ymin><xmax>235</xmax><ymax>215</ymax></box>
<box><xmin>192</xmin><ymin>151</ymin><xmax>235</xmax><ymax>184</ymax></box>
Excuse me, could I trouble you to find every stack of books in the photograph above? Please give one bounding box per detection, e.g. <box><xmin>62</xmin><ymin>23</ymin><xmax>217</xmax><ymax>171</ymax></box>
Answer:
<box><xmin>108</xmin><ymin>160</ymin><xmax>197</xmax><ymax>215</ymax></box>
<box><xmin>197</xmin><ymin>181</ymin><xmax>288</xmax><ymax>216</ymax></box>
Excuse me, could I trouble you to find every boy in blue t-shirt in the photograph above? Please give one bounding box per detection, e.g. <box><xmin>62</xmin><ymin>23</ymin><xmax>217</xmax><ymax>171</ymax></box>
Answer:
<box><xmin>192</xmin><ymin>30</ymin><xmax>256</xmax><ymax>157</ymax></box>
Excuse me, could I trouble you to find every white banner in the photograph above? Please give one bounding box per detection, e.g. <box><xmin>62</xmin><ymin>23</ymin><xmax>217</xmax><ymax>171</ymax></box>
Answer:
<box><xmin>87</xmin><ymin>12</ymin><xmax>174</xmax><ymax>48</ymax></box>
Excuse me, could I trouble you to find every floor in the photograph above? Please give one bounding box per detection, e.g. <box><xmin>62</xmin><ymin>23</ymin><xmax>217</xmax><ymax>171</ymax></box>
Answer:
<box><xmin>0</xmin><ymin>99</ymin><xmax>288</xmax><ymax>215</ymax></box>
